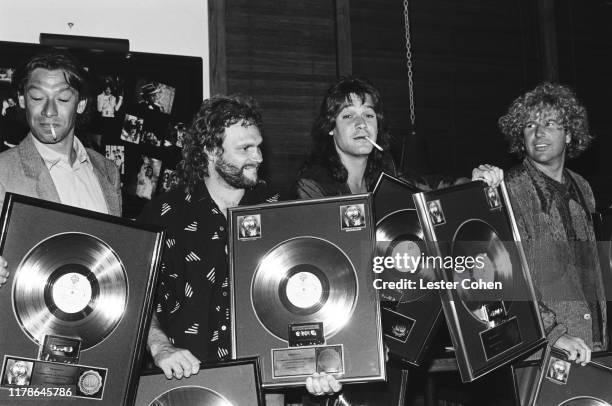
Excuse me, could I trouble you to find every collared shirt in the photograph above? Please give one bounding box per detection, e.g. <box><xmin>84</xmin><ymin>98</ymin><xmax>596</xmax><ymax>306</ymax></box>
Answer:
<box><xmin>31</xmin><ymin>134</ymin><xmax>109</xmax><ymax>214</ymax></box>
<box><xmin>138</xmin><ymin>181</ymin><xmax>278</xmax><ymax>362</ymax></box>
<box><xmin>292</xmin><ymin>157</ymin><xmax>459</xmax><ymax>199</ymax></box>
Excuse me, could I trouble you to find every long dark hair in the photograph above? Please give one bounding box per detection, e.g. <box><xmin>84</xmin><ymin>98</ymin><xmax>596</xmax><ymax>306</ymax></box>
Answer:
<box><xmin>303</xmin><ymin>76</ymin><xmax>391</xmax><ymax>189</ymax></box>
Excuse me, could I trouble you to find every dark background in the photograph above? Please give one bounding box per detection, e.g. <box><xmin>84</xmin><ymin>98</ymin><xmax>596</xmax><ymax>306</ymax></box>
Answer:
<box><xmin>211</xmin><ymin>0</ymin><xmax>612</xmax><ymax>208</ymax></box>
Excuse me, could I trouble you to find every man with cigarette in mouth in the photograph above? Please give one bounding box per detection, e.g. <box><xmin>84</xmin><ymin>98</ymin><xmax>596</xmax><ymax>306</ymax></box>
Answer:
<box><xmin>0</xmin><ymin>51</ymin><xmax>121</xmax><ymax>288</ymax></box>
<box><xmin>292</xmin><ymin>76</ymin><xmax>502</xmax><ymax>405</ymax></box>
<box><xmin>293</xmin><ymin>76</ymin><xmax>501</xmax><ymax>200</ymax></box>
<box><xmin>293</xmin><ymin>76</ymin><xmax>395</xmax><ymax>198</ymax></box>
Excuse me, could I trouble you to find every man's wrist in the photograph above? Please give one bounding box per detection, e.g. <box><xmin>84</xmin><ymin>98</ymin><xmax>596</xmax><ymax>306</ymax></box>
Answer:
<box><xmin>149</xmin><ymin>338</ymin><xmax>173</xmax><ymax>358</ymax></box>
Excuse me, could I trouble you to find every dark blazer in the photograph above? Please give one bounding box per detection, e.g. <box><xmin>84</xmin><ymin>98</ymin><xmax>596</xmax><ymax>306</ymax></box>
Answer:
<box><xmin>0</xmin><ymin>135</ymin><xmax>122</xmax><ymax>216</ymax></box>
<box><xmin>507</xmin><ymin>160</ymin><xmax>607</xmax><ymax>350</ymax></box>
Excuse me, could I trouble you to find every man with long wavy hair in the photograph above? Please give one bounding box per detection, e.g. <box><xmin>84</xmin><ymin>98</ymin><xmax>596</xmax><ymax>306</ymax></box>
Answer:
<box><xmin>501</xmin><ymin>83</ymin><xmax>607</xmax><ymax>366</ymax></box>
<box><xmin>293</xmin><ymin>76</ymin><xmax>502</xmax><ymax>406</ymax></box>
<box><xmin>293</xmin><ymin>76</ymin><xmax>500</xmax><ymax>199</ymax></box>
<box><xmin>139</xmin><ymin>95</ymin><xmax>339</xmax><ymax>404</ymax></box>
<box><xmin>294</xmin><ymin>76</ymin><xmax>395</xmax><ymax>198</ymax></box>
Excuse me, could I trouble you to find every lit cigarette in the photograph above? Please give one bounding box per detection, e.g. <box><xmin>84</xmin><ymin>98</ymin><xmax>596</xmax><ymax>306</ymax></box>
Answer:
<box><xmin>364</xmin><ymin>136</ymin><xmax>383</xmax><ymax>151</ymax></box>
<box><xmin>50</xmin><ymin>124</ymin><xmax>57</xmax><ymax>140</ymax></box>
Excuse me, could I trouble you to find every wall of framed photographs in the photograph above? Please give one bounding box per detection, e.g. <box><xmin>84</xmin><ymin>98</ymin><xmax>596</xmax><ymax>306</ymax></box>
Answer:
<box><xmin>0</xmin><ymin>0</ymin><xmax>209</xmax><ymax>97</ymax></box>
<box><xmin>0</xmin><ymin>40</ymin><xmax>203</xmax><ymax>218</ymax></box>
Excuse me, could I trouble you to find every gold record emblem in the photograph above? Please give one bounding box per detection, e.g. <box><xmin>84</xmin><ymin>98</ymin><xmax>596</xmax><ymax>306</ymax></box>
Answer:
<box><xmin>251</xmin><ymin>236</ymin><xmax>357</xmax><ymax>341</ymax></box>
<box><xmin>78</xmin><ymin>369</ymin><xmax>103</xmax><ymax>396</ymax></box>
<box><xmin>12</xmin><ymin>232</ymin><xmax>128</xmax><ymax>350</ymax></box>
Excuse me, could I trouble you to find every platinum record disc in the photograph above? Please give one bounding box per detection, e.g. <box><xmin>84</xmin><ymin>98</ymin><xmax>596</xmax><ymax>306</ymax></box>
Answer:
<box><xmin>559</xmin><ymin>398</ymin><xmax>611</xmax><ymax>406</ymax></box>
<box><xmin>149</xmin><ymin>386</ymin><xmax>233</xmax><ymax>406</ymax></box>
<box><xmin>13</xmin><ymin>232</ymin><xmax>128</xmax><ymax>350</ymax></box>
<box><xmin>251</xmin><ymin>236</ymin><xmax>357</xmax><ymax>341</ymax></box>
<box><xmin>376</xmin><ymin>209</ymin><xmax>435</xmax><ymax>303</ymax></box>
<box><xmin>451</xmin><ymin>219</ymin><xmax>516</xmax><ymax>324</ymax></box>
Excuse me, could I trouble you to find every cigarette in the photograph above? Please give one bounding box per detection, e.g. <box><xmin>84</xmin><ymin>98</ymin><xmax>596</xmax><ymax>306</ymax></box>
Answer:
<box><xmin>50</xmin><ymin>124</ymin><xmax>57</xmax><ymax>140</ymax></box>
<box><xmin>364</xmin><ymin>136</ymin><xmax>383</xmax><ymax>151</ymax></box>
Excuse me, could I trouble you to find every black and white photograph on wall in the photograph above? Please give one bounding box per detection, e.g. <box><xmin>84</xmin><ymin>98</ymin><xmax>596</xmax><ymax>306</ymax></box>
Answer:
<box><xmin>157</xmin><ymin>168</ymin><xmax>176</xmax><ymax>194</ymax></box>
<box><xmin>0</xmin><ymin>68</ymin><xmax>27</xmax><ymax>149</ymax></box>
<box><xmin>92</xmin><ymin>74</ymin><xmax>125</xmax><ymax>149</ymax></box>
<box><xmin>0</xmin><ymin>68</ymin><xmax>14</xmax><ymax>82</ymax></box>
<box><xmin>134</xmin><ymin>79</ymin><xmax>175</xmax><ymax>115</ymax></box>
<box><xmin>96</xmin><ymin>75</ymin><xmax>125</xmax><ymax>119</ymax></box>
<box><xmin>163</xmin><ymin>121</ymin><xmax>186</xmax><ymax>149</ymax></box>
<box><xmin>141</xmin><ymin>130</ymin><xmax>161</xmax><ymax>147</ymax></box>
<box><xmin>120</xmin><ymin>114</ymin><xmax>144</xmax><ymax>144</ymax></box>
<box><xmin>127</xmin><ymin>155</ymin><xmax>162</xmax><ymax>200</ymax></box>
<box><xmin>174</xmin><ymin>122</ymin><xmax>186</xmax><ymax>148</ymax></box>
<box><xmin>105</xmin><ymin>145</ymin><xmax>125</xmax><ymax>175</ymax></box>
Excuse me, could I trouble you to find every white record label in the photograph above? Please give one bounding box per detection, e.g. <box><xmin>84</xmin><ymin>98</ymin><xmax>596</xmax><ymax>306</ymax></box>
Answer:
<box><xmin>52</xmin><ymin>272</ymin><xmax>92</xmax><ymax>313</ymax></box>
<box><xmin>286</xmin><ymin>272</ymin><xmax>323</xmax><ymax>309</ymax></box>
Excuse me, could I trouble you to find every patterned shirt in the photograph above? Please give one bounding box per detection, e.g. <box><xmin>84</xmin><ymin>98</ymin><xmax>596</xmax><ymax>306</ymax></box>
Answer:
<box><xmin>138</xmin><ymin>181</ymin><xmax>278</xmax><ymax>362</ymax></box>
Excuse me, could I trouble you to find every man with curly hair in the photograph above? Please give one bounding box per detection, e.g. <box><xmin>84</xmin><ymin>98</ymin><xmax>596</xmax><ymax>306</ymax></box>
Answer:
<box><xmin>139</xmin><ymin>95</ymin><xmax>340</xmax><ymax>404</ymax></box>
<box><xmin>501</xmin><ymin>83</ymin><xmax>607</xmax><ymax>367</ymax></box>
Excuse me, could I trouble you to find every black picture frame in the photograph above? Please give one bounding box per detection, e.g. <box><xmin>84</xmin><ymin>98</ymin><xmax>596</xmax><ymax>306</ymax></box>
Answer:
<box><xmin>372</xmin><ymin>172</ymin><xmax>443</xmax><ymax>366</ymax></box>
<box><xmin>135</xmin><ymin>357</ymin><xmax>265</xmax><ymax>406</ymax></box>
<box><xmin>530</xmin><ymin>347</ymin><xmax>612</xmax><ymax>405</ymax></box>
<box><xmin>229</xmin><ymin>194</ymin><xmax>386</xmax><ymax>388</ymax></box>
<box><xmin>0</xmin><ymin>193</ymin><xmax>164</xmax><ymax>405</ymax></box>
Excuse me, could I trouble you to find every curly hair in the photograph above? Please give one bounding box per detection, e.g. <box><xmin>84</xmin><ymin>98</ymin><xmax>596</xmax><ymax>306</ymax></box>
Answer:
<box><xmin>498</xmin><ymin>82</ymin><xmax>592</xmax><ymax>159</ymax></box>
<box><xmin>303</xmin><ymin>76</ymin><xmax>391</xmax><ymax>189</ymax></box>
<box><xmin>176</xmin><ymin>94</ymin><xmax>263</xmax><ymax>192</ymax></box>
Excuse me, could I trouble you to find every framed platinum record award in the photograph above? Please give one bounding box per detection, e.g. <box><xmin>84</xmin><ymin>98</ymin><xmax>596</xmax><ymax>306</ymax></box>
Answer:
<box><xmin>135</xmin><ymin>357</ymin><xmax>264</xmax><ymax>405</ymax></box>
<box><xmin>0</xmin><ymin>193</ymin><xmax>164</xmax><ymax>405</ymax></box>
<box><xmin>413</xmin><ymin>181</ymin><xmax>545</xmax><ymax>382</ymax></box>
<box><xmin>373</xmin><ymin>172</ymin><xmax>442</xmax><ymax>367</ymax></box>
<box><xmin>229</xmin><ymin>194</ymin><xmax>386</xmax><ymax>388</ymax></box>
<box><xmin>531</xmin><ymin>347</ymin><xmax>612</xmax><ymax>405</ymax></box>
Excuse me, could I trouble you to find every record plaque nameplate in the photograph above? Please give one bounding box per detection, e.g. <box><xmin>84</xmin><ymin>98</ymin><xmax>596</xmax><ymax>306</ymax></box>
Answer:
<box><xmin>1</xmin><ymin>355</ymin><xmax>106</xmax><ymax>400</ymax></box>
<box><xmin>229</xmin><ymin>194</ymin><xmax>385</xmax><ymax>387</ymax></box>
<box><xmin>413</xmin><ymin>181</ymin><xmax>545</xmax><ymax>382</ymax></box>
<box><xmin>272</xmin><ymin>344</ymin><xmax>344</xmax><ymax>378</ymax></box>
<box><xmin>0</xmin><ymin>193</ymin><xmax>164</xmax><ymax>405</ymax></box>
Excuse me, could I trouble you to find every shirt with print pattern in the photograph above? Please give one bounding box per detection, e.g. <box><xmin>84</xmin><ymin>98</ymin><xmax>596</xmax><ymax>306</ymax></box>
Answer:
<box><xmin>138</xmin><ymin>181</ymin><xmax>278</xmax><ymax>361</ymax></box>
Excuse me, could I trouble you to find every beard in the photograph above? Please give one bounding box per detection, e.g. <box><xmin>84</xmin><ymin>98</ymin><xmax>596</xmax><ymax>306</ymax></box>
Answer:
<box><xmin>215</xmin><ymin>156</ymin><xmax>259</xmax><ymax>189</ymax></box>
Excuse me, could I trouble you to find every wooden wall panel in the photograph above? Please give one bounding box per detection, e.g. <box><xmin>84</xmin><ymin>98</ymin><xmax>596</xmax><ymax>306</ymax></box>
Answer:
<box><xmin>219</xmin><ymin>0</ymin><xmax>610</xmax><ymax>204</ymax></box>
<box><xmin>556</xmin><ymin>0</ymin><xmax>612</xmax><ymax>208</ymax></box>
<box><xmin>350</xmin><ymin>0</ymin><xmax>540</xmax><ymax>178</ymax></box>
<box><xmin>224</xmin><ymin>0</ymin><xmax>337</xmax><ymax>195</ymax></box>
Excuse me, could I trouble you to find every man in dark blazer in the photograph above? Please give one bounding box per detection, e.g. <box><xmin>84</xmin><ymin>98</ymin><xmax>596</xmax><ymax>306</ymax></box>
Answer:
<box><xmin>0</xmin><ymin>51</ymin><xmax>121</xmax><ymax>288</ymax></box>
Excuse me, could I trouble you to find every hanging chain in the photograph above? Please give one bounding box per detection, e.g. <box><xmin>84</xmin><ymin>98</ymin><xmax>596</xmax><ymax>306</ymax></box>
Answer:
<box><xmin>403</xmin><ymin>0</ymin><xmax>416</xmax><ymax>126</ymax></box>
